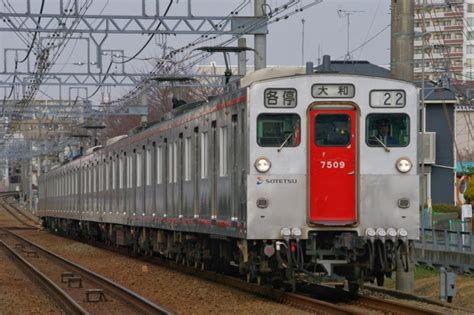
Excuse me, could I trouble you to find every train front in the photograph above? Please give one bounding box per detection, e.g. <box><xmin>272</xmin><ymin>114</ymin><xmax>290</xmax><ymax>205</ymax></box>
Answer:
<box><xmin>243</xmin><ymin>68</ymin><xmax>419</xmax><ymax>290</ymax></box>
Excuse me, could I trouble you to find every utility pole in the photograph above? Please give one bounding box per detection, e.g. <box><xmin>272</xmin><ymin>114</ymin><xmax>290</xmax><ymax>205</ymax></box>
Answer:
<box><xmin>254</xmin><ymin>0</ymin><xmax>267</xmax><ymax>70</ymax></box>
<box><xmin>391</xmin><ymin>0</ymin><xmax>416</xmax><ymax>294</ymax></box>
<box><xmin>238</xmin><ymin>38</ymin><xmax>247</xmax><ymax>76</ymax></box>
<box><xmin>391</xmin><ymin>0</ymin><xmax>414</xmax><ymax>81</ymax></box>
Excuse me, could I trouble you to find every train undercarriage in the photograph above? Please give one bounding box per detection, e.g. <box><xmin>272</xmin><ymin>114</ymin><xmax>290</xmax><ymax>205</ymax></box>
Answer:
<box><xmin>43</xmin><ymin>217</ymin><xmax>413</xmax><ymax>293</ymax></box>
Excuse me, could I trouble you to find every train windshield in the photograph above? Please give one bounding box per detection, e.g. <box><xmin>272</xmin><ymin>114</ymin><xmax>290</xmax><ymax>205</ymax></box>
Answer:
<box><xmin>257</xmin><ymin>114</ymin><xmax>301</xmax><ymax>147</ymax></box>
<box><xmin>314</xmin><ymin>114</ymin><xmax>351</xmax><ymax>146</ymax></box>
<box><xmin>366</xmin><ymin>114</ymin><xmax>410</xmax><ymax>147</ymax></box>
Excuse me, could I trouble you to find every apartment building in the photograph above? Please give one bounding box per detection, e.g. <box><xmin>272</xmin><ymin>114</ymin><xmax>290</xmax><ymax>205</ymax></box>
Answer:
<box><xmin>414</xmin><ymin>0</ymin><xmax>468</xmax><ymax>82</ymax></box>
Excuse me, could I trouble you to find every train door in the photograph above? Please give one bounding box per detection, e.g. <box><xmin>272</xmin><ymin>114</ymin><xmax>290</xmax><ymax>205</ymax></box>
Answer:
<box><xmin>309</xmin><ymin>106</ymin><xmax>357</xmax><ymax>225</ymax></box>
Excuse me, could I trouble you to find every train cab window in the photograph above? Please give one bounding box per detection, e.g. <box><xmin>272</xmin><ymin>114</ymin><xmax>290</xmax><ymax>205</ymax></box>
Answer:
<box><xmin>366</xmin><ymin>114</ymin><xmax>410</xmax><ymax>147</ymax></box>
<box><xmin>257</xmin><ymin>114</ymin><xmax>301</xmax><ymax>147</ymax></box>
<box><xmin>314</xmin><ymin>114</ymin><xmax>351</xmax><ymax>146</ymax></box>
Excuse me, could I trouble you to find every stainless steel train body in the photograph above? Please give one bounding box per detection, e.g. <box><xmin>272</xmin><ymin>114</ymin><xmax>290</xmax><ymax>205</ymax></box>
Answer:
<box><xmin>38</xmin><ymin>68</ymin><xmax>420</xmax><ymax>289</ymax></box>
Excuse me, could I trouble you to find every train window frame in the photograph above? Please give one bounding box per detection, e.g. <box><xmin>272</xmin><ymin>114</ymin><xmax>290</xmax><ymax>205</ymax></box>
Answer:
<box><xmin>173</xmin><ymin>142</ymin><xmax>178</xmax><ymax>183</ymax></box>
<box><xmin>365</xmin><ymin>113</ymin><xmax>410</xmax><ymax>148</ymax></box>
<box><xmin>314</xmin><ymin>114</ymin><xmax>352</xmax><ymax>147</ymax></box>
<box><xmin>201</xmin><ymin>132</ymin><xmax>209</xmax><ymax>179</ymax></box>
<box><xmin>256</xmin><ymin>113</ymin><xmax>301</xmax><ymax>147</ymax></box>
<box><xmin>137</xmin><ymin>151</ymin><xmax>143</xmax><ymax>188</ymax></box>
<box><xmin>219</xmin><ymin>126</ymin><xmax>228</xmax><ymax>177</ymax></box>
<box><xmin>184</xmin><ymin>137</ymin><xmax>192</xmax><ymax>181</ymax></box>
<box><xmin>156</xmin><ymin>146</ymin><xmax>163</xmax><ymax>184</ymax></box>
<box><xmin>146</xmin><ymin>148</ymin><xmax>152</xmax><ymax>186</ymax></box>
<box><xmin>119</xmin><ymin>155</ymin><xmax>124</xmax><ymax>189</ymax></box>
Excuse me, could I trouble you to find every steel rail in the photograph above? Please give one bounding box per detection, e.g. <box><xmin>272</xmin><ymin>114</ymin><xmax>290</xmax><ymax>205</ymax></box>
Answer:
<box><xmin>351</xmin><ymin>295</ymin><xmax>443</xmax><ymax>315</ymax></box>
<box><xmin>0</xmin><ymin>240</ymin><xmax>87</xmax><ymax>315</ymax></box>
<box><xmin>2</xmin><ymin>200</ymin><xmax>41</xmax><ymax>225</ymax></box>
<box><xmin>279</xmin><ymin>293</ymin><xmax>358</xmax><ymax>314</ymax></box>
<box><xmin>2</xmin><ymin>229</ymin><xmax>171</xmax><ymax>315</ymax></box>
<box><xmin>0</xmin><ymin>201</ymin><xmax>37</xmax><ymax>229</ymax></box>
<box><xmin>40</xmin><ymin>227</ymin><xmax>450</xmax><ymax>315</ymax></box>
<box><xmin>308</xmin><ymin>284</ymin><xmax>443</xmax><ymax>315</ymax></box>
<box><xmin>363</xmin><ymin>284</ymin><xmax>473</xmax><ymax>314</ymax></box>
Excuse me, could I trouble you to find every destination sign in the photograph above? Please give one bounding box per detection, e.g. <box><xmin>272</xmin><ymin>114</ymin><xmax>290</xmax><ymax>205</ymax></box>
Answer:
<box><xmin>264</xmin><ymin>88</ymin><xmax>297</xmax><ymax>108</ymax></box>
<box><xmin>312</xmin><ymin>84</ymin><xmax>355</xmax><ymax>98</ymax></box>
<box><xmin>370</xmin><ymin>90</ymin><xmax>406</xmax><ymax>108</ymax></box>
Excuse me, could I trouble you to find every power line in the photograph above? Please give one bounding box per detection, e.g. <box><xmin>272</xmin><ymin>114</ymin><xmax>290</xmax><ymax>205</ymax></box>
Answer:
<box><xmin>115</xmin><ymin>0</ymin><xmax>174</xmax><ymax>65</ymax></box>
<box><xmin>18</xmin><ymin>0</ymin><xmax>46</xmax><ymax>63</ymax></box>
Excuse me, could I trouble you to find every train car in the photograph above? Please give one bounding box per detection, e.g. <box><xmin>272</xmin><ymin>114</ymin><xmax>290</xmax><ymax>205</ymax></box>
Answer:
<box><xmin>38</xmin><ymin>58</ymin><xmax>419</xmax><ymax>291</ymax></box>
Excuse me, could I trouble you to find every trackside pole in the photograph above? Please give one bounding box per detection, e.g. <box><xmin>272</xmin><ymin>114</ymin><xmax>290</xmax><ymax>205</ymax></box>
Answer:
<box><xmin>390</xmin><ymin>0</ymin><xmax>415</xmax><ymax>293</ymax></box>
<box><xmin>396</xmin><ymin>241</ymin><xmax>415</xmax><ymax>294</ymax></box>
<box><xmin>254</xmin><ymin>0</ymin><xmax>266</xmax><ymax>70</ymax></box>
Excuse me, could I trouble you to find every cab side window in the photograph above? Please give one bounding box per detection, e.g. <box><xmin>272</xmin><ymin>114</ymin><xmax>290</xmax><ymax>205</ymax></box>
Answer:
<box><xmin>366</xmin><ymin>114</ymin><xmax>410</xmax><ymax>147</ymax></box>
<box><xmin>257</xmin><ymin>114</ymin><xmax>301</xmax><ymax>147</ymax></box>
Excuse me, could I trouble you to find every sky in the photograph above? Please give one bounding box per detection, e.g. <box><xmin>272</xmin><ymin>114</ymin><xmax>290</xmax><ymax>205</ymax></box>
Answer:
<box><xmin>0</xmin><ymin>0</ymin><xmax>392</xmax><ymax>102</ymax></box>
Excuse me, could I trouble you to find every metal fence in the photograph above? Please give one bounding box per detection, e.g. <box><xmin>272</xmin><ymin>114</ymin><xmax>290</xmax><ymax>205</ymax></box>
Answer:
<box><xmin>417</xmin><ymin>228</ymin><xmax>474</xmax><ymax>253</ymax></box>
<box><xmin>415</xmin><ymin>210</ymin><xmax>474</xmax><ymax>271</ymax></box>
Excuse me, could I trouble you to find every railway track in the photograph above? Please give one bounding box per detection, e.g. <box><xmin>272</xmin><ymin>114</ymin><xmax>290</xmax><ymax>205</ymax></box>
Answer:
<box><xmin>3</xmin><ymin>199</ymin><xmax>41</xmax><ymax>225</ymax></box>
<box><xmin>0</xmin><ymin>200</ymin><xmax>448</xmax><ymax>315</ymax></box>
<box><xmin>0</xmin><ymin>240</ymin><xmax>86</xmax><ymax>314</ymax></box>
<box><xmin>0</xmin><ymin>198</ymin><xmax>39</xmax><ymax>229</ymax></box>
<box><xmin>0</xmin><ymin>228</ymin><xmax>171</xmax><ymax>315</ymax></box>
<box><xmin>70</xmin><ymin>235</ymin><xmax>443</xmax><ymax>315</ymax></box>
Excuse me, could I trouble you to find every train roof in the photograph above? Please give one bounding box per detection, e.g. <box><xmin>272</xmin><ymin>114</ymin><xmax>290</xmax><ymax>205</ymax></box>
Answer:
<box><xmin>240</xmin><ymin>66</ymin><xmax>306</xmax><ymax>88</ymax></box>
<box><xmin>239</xmin><ymin>59</ymin><xmax>412</xmax><ymax>88</ymax></box>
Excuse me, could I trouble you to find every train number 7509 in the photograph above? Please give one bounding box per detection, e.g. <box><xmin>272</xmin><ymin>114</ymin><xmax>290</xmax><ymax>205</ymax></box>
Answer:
<box><xmin>320</xmin><ymin>161</ymin><xmax>345</xmax><ymax>169</ymax></box>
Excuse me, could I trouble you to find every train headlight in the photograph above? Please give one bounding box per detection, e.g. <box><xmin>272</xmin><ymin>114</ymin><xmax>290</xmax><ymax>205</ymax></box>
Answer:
<box><xmin>396</xmin><ymin>157</ymin><xmax>412</xmax><ymax>173</ymax></box>
<box><xmin>365</xmin><ymin>228</ymin><xmax>376</xmax><ymax>238</ymax></box>
<box><xmin>387</xmin><ymin>228</ymin><xmax>397</xmax><ymax>238</ymax></box>
<box><xmin>255</xmin><ymin>157</ymin><xmax>271</xmax><ymax>173</ymax></box>
<box><xmin>376</xmin><ymin>228</ymin><xmax>387</xmax><ymax>237</ymax></box>
<box><xmin>397</xmin><ymin>228</ymin><xmax>408</xmax><ymax>238</ymax></box>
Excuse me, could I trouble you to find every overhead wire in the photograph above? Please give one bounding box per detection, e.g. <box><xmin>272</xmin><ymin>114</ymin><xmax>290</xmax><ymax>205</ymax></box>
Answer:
<box><xmin>18</xmin><ymin>0</ymin><xmax>46</xmax><ymax>63</ymax></box>
<box><xmin>357</xmin><ymin>0</ymin><xmax>382</xmax><ymax>60</ymax></box>
<box><xmin>115</xmin><ymin>0</ymin><xmax>174</xmax><ymax>65</ymax></box>
<box><xmin>1</xmin><ymin>0</ymin><xmax>36</xmax><ymax>46</ymax></box>
<box><xmin>103</xmin><ymin>0</ymin><xmax>319</xmax><ymax>110</ymax></box>
<box><xmin>7</xmin><ymin>0</ymin><xmax>92</xmax><ymax>134</ymax></box>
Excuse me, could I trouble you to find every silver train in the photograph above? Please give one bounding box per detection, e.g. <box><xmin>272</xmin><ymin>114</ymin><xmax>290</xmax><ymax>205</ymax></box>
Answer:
<box><xmin>38</xmin><ymin>64</ymin><xmax>420</xmax><ymax>291</ymax></box>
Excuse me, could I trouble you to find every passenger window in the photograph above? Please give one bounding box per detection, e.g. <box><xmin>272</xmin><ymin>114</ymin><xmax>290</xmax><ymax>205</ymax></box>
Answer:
<box><xmin>257</xmin><ymin>114</ymin><xmax>300</xmax><ymax>147</ymax></box>
<box><xmin>366</xmin><ymin>114</ymin><xmax>410</xmax><ymax>147</ymax></box>
<box><xmin>314</xmin><ymin>114</ymin><xmax>351</xmax><ymax>146</ymax></box>
<box><xmin>156</xmin><ymin>146</ymin><xmax>162</xmax><ymax>184</ymax></box>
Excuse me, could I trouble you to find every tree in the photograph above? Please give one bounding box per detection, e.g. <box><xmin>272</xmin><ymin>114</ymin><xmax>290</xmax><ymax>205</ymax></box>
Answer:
<box><xmin>463</xmin><ymin>176</ymin><xmax>474</xmax><ymax>205</ymax></box>
<box><xmin>101</xmin><ymin>58</ymin><xmax>224</xmax><ymax>140</ymax></box>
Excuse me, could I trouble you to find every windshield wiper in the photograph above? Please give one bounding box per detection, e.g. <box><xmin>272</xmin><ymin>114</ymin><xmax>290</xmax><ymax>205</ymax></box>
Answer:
<box><xmin>277</xmin><ymin>133</ymin><xmax>293</xmax><ymax>152</ymax></box>
<box><xmin>374</xmin><ymin>136</ymin><xmax>390</xmax><ymax>152</ymax></box>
